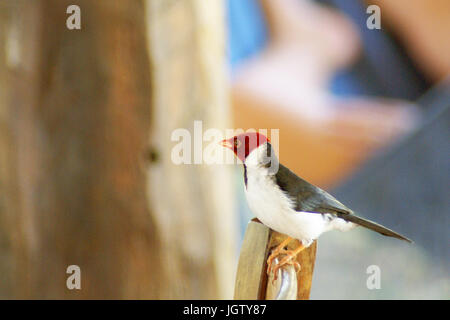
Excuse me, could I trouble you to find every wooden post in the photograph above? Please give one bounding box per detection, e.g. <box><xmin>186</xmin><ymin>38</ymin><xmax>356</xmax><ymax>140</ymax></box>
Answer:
<box><xmin>234</xmin><ymin>219</ymin><xmax>317</xmax><ymax>300</ymax></box>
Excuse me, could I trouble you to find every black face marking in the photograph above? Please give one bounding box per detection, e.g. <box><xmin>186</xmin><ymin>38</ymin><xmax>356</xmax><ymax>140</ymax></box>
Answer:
<box><xmin>243</xmin><ymin>164</ymin><xmax>248</xmax><ymax>188</ymax></box>
<box><xmin>261</xmin><ymin>143</ymin><xmax>273</xmax><ymax>169</ymax></box>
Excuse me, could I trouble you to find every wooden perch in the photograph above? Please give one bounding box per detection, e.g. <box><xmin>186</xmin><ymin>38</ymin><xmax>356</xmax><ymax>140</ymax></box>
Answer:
<box><xmin>234</xmin><ymin>219</ymin><xmax>317</xmax><ymax>300</ymax></box>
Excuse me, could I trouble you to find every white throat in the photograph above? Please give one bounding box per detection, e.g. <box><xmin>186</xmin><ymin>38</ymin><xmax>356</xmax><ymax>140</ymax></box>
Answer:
<box><xmin>244</xmin><ymin>143</ymin><xmax>278</xmax><ymax>175</ymax></box>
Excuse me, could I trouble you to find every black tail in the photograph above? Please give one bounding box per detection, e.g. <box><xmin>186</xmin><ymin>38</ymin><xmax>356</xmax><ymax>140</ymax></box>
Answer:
<box><xmin>336</xmin><ymin>213</ymin><xmax>413</xmax><ymax>243</ymax></box>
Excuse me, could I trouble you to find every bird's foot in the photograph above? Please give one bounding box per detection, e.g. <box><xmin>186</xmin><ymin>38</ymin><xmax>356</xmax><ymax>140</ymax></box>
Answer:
<box><xmin>267</xmin><ymin>248</ymin><xmax>289</xmax><ymax>275</ymax></box>
<box><xmin>270</xmin><ymin>250</ymin><xmax>302</xmax><ymax>282</ymax></box>
<box><xmin>268</xmin><ymin>244</ymin><xmax>306</xmax><ymax>282</ymax></box>
<box><xmin>266</xmin><ymin>237</ymin><xmax>293</xmax><ymax>275</ymax></box>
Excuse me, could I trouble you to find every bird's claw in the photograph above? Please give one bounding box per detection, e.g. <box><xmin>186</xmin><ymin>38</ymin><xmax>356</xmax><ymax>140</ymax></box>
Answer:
<box><xmin>266</xmin><ymin>248</ymin><xmax>289</xmax><ymax>275</ymax></box>
<box><xmin>268</xmin><ymin>250</ymin><xmax>302</xmax><ymax>283</ymax></box>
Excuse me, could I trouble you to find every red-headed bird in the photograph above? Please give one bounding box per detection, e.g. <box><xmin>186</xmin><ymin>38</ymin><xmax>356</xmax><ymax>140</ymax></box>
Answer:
<box><xmin>221</xmin><ymin>132</ymin><xmax>411</xmax><ymax>276</ymax></box>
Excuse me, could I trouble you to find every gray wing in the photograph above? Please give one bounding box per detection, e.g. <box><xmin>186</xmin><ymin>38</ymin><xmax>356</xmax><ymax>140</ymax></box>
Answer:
<box><xmin>274</xmin><ymin>163</ymin><xmax>352</xmax><ymax>215</ymax></box>
<box><xmin>273</xmin><ymin>163</ymin><xmax>412</xmax><ymax>242</ymax></box>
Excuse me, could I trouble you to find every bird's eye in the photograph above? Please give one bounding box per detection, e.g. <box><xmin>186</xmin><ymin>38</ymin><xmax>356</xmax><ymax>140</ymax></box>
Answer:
<box><xmin>234</xmin><ymin>140</ymin><xmax>241</xmax><ymax>148</ymax></box>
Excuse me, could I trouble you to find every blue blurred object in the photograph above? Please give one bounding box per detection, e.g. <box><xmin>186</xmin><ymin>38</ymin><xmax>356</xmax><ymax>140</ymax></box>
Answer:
<box><xmin>226</xmin><ymin>0</ymin><xmax>430</xmax><ymax>101</ymax></box>
<box><xmin>227</xmin><ymin>0</ymin><xmax>268</xmax><ymax>72</ymax></box>
<box><xmin>318</xmin><ymin>0</ymin><xmax>430</xmax><ymax>100</ymax></box>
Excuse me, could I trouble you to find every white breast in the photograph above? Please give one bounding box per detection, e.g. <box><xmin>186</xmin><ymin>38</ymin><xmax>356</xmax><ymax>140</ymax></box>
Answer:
<box><xmin>243</xmin><ymin>148</ymin><xmax>329</xmax><ymax>246</ymax></box>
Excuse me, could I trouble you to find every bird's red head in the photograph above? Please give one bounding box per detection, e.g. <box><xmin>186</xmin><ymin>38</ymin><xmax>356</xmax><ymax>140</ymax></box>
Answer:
<box><xmin>220</xmin><ymin>132</ymin><xmax>269</xmax><ymax>162</ymax></box>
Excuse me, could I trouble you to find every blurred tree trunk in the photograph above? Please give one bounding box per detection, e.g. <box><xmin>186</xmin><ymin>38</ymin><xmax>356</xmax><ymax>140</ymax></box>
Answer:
<box><xmin>0</xmin><ymin>0</ymin><xmax>235</xmax><ymax>299</ymax></box>
<box><xmin>146</xmin><ymin>0</ymin><xmax>236</xmax><ymax>299</ymax></box>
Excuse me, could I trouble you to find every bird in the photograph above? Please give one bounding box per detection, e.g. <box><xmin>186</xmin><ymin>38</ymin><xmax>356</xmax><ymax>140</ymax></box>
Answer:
<box><xmin>220</xmin><ymin>132</ymin><xmax>412</xmax><ymax>278</ymax></box>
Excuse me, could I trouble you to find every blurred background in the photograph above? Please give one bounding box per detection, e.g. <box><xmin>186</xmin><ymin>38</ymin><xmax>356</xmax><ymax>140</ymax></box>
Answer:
<box><xmin>0</xmin><ymin>0</ymin><xmax>448</xmax><ymax>299</ymax></box>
